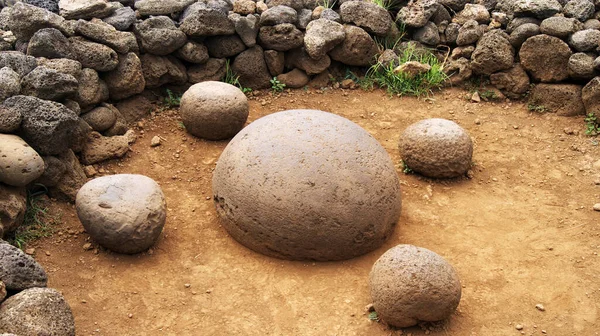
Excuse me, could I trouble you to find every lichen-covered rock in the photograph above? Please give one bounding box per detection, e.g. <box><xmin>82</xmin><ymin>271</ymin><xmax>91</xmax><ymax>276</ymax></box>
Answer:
<box><xmin>369</xmin><ymin>244</ymin><xmax>461</xmax><ymax>328</ymax></box>
<box><xmin>80</xmin><ymin>130</ymin><xmax>135</xmax><ymax>164</ymax></box>
<box><xmin>520</xmin><ymin>34</ymin><xmax>572</xmax><ymax>82</ymax></box>
<box><xmin>260</xmin><ymin>5</ymin><xmax>297</xmax><ymax>25</ymax></box>
<box><xmin>513</xmin><ymin>0</ymin><xmax>562</xmax><ymax>19</ymax></box>
<box><xmin>0</xmin><ymin>184</ymin><xmax>26</xmax><ymax>236</ymax></box>
<box><xmin>140</xmin><ymin>54</ymin><xmax>187</xmax><ymax>88</ymax></box>
<box><xmin>396</xmin><ymin>0</ymin><xmax>439</xmax><ymax>28</ymax></box>
<box><xmin>134</xmin><ymin>16</ymin><xmax>187</xmax><ymax>56</ymax></box>
<box><xmin>102</xmin><ymin>52</ymin><xmax>145</xmax><ymax>101</ymax></box>
<box><xmin>0</xmin><ymin>67</ymin><xmax>20</xmax><ymax>101</ymax></box>
<box><xmin>0</xmin><ymin>51</ymin><xmax>37</xmax><ymax>76</ymax></box>
<box><xmin>74</xmin><ymin>68</ymin><xmax>109</xmax><ymax>109</ymax></box>
<box><xmin>0</xmin><ymin>240</ymin><xmax>47</xmax><ymax>290</ymax></box>
<box><xmin>304</xmin><ymin>18</ymin><xmax>345</xmax><ymax>59</ymax></box>
<box><xmin>75</xmin><ymin>18</ymin><xmax>138</xmax><ymax>54</ymax></box>
<box><xmin>69</xmin><ymin>36</ymin><xmax>118</xmax><ymax>72</ymax></box>
<box><xmin>3</xmin><ymin>96</ymin><xmax>79</xmax><ymax>155</ymax></box>
<box><xmin>529</xmin><ymin>84</ymin><xmax>585</xmax><ymax>116</ymax></box>
<box><xmin>180</xmin><ymin>81</ymin><xmax>249</xmax><ymax>140</ymax></box>
<box><xmin>470</xmin><ymin>30</ymin><xmax>514</xmax><ymax>75</ymax></box>
<box><xmin>399</xmin><ymin>118</ymin><xmax>473</xmax><ymax>178</ymax></box>
<box><xmin>135</xmin><ymin>0</ymin><xmax>196</xmax><ymax>16</ymax></box>
<box><xmin>76</xmin><ymin>174</ymin><xmax>166</xmax><ymax>254</ymax></box>
<box><xmin>213</xmin><ymin>109</ymin><xmax>401</xmax><ymax>261</ymax></box>
<box><xmin>258</xmin><ymin>23</ymin><xmax>304</xmax><ymax>51</ymax></box>
<box><xmin>340</xmin><ymin>1</ymin><xmax>392</xmax><ymax>36</ymax></box>
<box><xmin>329</xmin><ymin>25</ymin><xmax>378</xmax><ymax>66</ymax></box>
<box><xmin>539</xmin><ymin>16</ymin><xmax>582</xmax><ymax>38</ymax></box>
<box><xmin>58</xmin><ymin>0</ymin><xmax>115</xmax><ymax>20</ymax></box>
<box><xmin>232</xmin><ymin>45</ymin><xmax>272</xmax><ymax>89</ymax></box>
<box><xmin>102</xmin><ymin>6</ymin><xmax>135</xmax><ymax>31</ymax></box>
<box><xmin>490</xmin><ymin>64</ymin><xmax>530</xmax><ymax>98</ymax></box>
<box><xmin>8</xmin><ymin>2</ymin><xmax>73</xmax><ymax>40</ymax></box>
<box><xmin>180</xmin><ymin>2</ymin><xmax>235</xmax><ymax>37</ymax></box>
<box><xmin>568</xmin><ymin>29</ymin><xmax>600</xmax><ymax>52</ymax></box>
<box><xmin>568</xmin><ymin>52</ymin><xmax>596</xmax><ymax>80</ymax></box>
<box><xmin>0</xmin><ymin>287</ymin><xmax>75</xmax><ymax>336</ymax></box>
<box><xmin>563</xmin><ymin>0</ymin><xmax>595</xmax><ymax>22</ymax></box>
<box><xmin>176</xmin><ymin>41</ymin><xmax>209</xmax><ymax>64</ymax></box>
<box><xmin>19</xmin><ymin>66</ymin><xmax>78</xmax><ymax>101</ymax></box>
<box><xmin>205</xmin><ymin>34</ymin><xmax>247</xmax><ymax>58</ymax></box>
<box><xmin>26</xmin><ymin>27</ymin><xmax>74</xmax><ymax>59</ymax></box>
<box><xmin>188</xmin><ymin>57</ymin><xmax>226</xmax><ymax>82</ymax></box>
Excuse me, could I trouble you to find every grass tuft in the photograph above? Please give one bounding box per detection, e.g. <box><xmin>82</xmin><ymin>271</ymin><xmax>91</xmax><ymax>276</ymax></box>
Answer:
<box><xmin>6</xmin><ymin>188</ymin><xmax>59</xmax><ymax>249</ymax></box>
<box><xmin>164</xmin><ymin>89</ymin><xmax>181</xmax><ymax>108</ymax></box>
<box><xmin>224</xmin><ymin>60</ymin><xmax>252</xmax><ymax>94</ymax></box>
<box><xmin>585</xmin><ymin>112</ymin><xmax>600</xmax><ymax>136</ymax></box>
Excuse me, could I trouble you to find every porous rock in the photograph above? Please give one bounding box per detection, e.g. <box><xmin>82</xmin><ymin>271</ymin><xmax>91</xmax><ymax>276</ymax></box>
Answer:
<box><xmin>520</xmin><ymin>34</ymin><xmax>572</xmax><ymax>82</ymax></box>
<box><xmin>180</xmin><ymin>2</ymin><xmax>235</xmax><ymax>37</ymax></box>
<box><xmin>399</xmin><ymin>118</ymin><xmax>473</xmax><ymax>178</ymax></box>
<box><xmin>80</xmin><ymin>130</ymin><xmax>135</xmax><ymax>165</ymax></box>
<box><xmin>8</xmin><ymin>2</ymin><xmax>73</xmax><ymax>41</ymax></box>
<box><xmin>0</xmin><ymin>67</ymin><xmax>20</xmax><ymax>101</ymax></box>
<box><xmin>180</xmin><ymin>81</ymin><xmax>249</xmax><ymax>140</ymax></box>
<box><xmin>0</xmin><ymin>105</ymin><xmax>21</xmax><ymax>133</ymax></box>
<box><xmin>0</xmin><ymin>134</ymin><xmax>45</xmax><ymax>187</ymax></box>
<box><xmin>232</xmin><ymin>45</ymin><xmax>271</xmax><ymax>89</ymax></box>
<box><xmin>529</xmin><ymin>83</ymin><xmax>585</xmax><ymax>116</ymax></box>
<box><xmin>258</xmin><ymin>23</ymin><xmax>304</xmax><ymax>51</ymax></box>
<box><xmin>140</xmin><ymin>54</ymin><xmax>187</xmax><ymax>89</ymax></box>
<box><xmin>212</xmin><ymin>109</ymin><xmax>401</xmax><ymax>261</ymax></box>
<box><xmin>276</xmin><ymin>68</ymin><xmax>309</xmax><ymax>88</ymax></box>
<box><xmin>36</xmin><ymin>57</ymin><xmax>82</xmax><ymax>78</ymax></box>
<box><xmin>490</xmin><ymin>64</ymin><xmax>530</xmax><ymax>98</ymax></box>
<box><xmin>0</xmin><ymin>51</ymin><xmax>37</xmax><ymax>76</ymax></box>
<box><xmin>513</xmin><ymin>0</ymin><xmax>562</xmax><ymax>19</ymax></box>
<box><xmin>508</xmin><ymin>23</ymin><xmax>540</xmax><ymax>48</ymax></box>
<box><xmin>259</xmin><ymin>5</ymin><xmax>297</xmax><ymax>25</ymax></box>
<box><xmin>568</xmin><ymin>52</ymin><xmax>596</xmax><ymax>79</ymax></box>
<box><xmin>0</xmin><ymin>240</ymin><xmax>47</xmax><ymax>290</ymax></box>
<box><xmin>0</xmin><ymin>183</ymin><xmax>26</xmax><ymax>236</ymax></box>
<box><xmin>396</xmin><ymin>0</ymin><xmax>439</xmax><ymax>28</ymax></box>
<box><xmin>470</xmin><ymin>30</ymin><xmax>514</xmax><ymax>75</ymax></box>
<box><xmin>452</xmin><ymin>4</ymin><xmax>490</xmax><ymax>24</ymax></box>
<box><xmin>304</xmin><ymin>18</ymin><xmax>345</xmax><ymax>59</ymax></box>
<box><xmin>0</xmin><ymin>287</ymin><xmax>75</xmax><ymax>336</ymax></box>
<box><xmin>329</xmin><ymin>25</ymin><xmax>378</xmax><ymax>66</ymax></box>
<box><xmin>69</xmin><ymin>36</ymin><xmax>119</xmax><ymax>72</ymax></box>
<box><xmin>75</xmin><ymin>18</ymin><xmax>139</xmax><ymax>54</ymax></box>
<box><xmin>286</xmin><ymin>47</ymin><xmax>330</xmax><ymax>75</ymax></box>
<box><xmin>74</xmin><ymin>68</ymin><xmax>109</xmax><ymax>108</ymax></box>
<box><xmin>340</xmin><ymin>1</ymin><xmax>392</xmax><ymax>36</ymax></box>
<box><xmin>135</xmin><ymin>0</ymin><xmax>196</xmax><ymax>16</ymax></box>
<box><xmin>539</xmin><ymin>16</ymin><xmax>582</xmax><ymax>38</ymax></box>
<box><xmin>58</xmin><ymin>0</ymin><xmax>115</xmax><ymax>20</ymax></box>
<box><xmin>205</xmin><ymin>34</ymin><xmax>247</xmax><ymax>58</ymax></box>
<box><xmin>134</xmin><ymin>16</ymin><xmax>187</xmax><ymax>56</ymax></box>
<box><xmin>102</xmin><ymin>6</ymin><xmax>135</xmax><ymax>31</ymax></box>
<box><xmin>26</xmin><ymin>27</ymin><xmax>74</xmax><ymax>59</ymax></box>
<box><xmin>188</xmin><ymin>58</ymin><xmax>226</xmax><ymax>82</ymax></box>
<box><xmin>176</xmin><ymin>41</ymin><xmax>209</xmax><ymax>64</ymax></box>
<box><xmin>563</xmin><ymin>0</ymin><xmax>595</xmax><ymax>22</ymax></box>
<box><xmin>81</xmin><ymin>106</ymin><xmax>116</xmax><ymax>132</ymax></box>
<box><xmin>369</xmin><ymin>244</ymin><xmax>461</xmax><ymax>328</ymax></box>
<box><xmin>19</xmin><ymin>66</ymin><xmax>78</xmax><ymax>101</ymax></box>
<box><xmin>582</xmin><ymin>76</ymin><xmax>600</xmax><ymax>114</ymax></box>
<box><xmin>569</xmin><ymin>29</ymin><xmax>600</xmax><ymax>52</ymax></box>
<box><xmin>264</xmin><ymin>49</ymin><xmax>284</xmax><ymax>76</ymax></box>
<box><xmin>76</xmin><ymin>174</ymin><xmax>166</xmax><ymax>254</ymax></box>
<box><xmin>102</xmin><ymin>52</ymin><xmax>145</xmax><ymax>101</ymax></box>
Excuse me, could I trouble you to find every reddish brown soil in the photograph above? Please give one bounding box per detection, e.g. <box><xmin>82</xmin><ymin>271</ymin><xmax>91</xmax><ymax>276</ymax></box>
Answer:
<box><xmin>30</xmin><ymin>87</ymin><xmax>600</xmax><ymax>335</ymax></box>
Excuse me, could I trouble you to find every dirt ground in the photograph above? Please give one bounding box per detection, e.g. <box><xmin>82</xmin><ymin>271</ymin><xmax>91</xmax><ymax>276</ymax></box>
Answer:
<box><xmin>30</xmin><ymin>87</ymin><xmax>600</xmax><ymax>336</ymax></box>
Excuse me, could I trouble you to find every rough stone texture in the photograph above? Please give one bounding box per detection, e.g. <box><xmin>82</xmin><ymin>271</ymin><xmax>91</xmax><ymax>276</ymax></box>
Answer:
<box><xmin>264</xmin><ymin>49</ymin><xmax>284</xmax><ymax>76</ymax></box>
<box><xmin>394</xmin><ymin>61</ymin><xmax>431</xmax><ymax>77</ymax></box>
<box><xmin>520</xmin><ymin>34</ymin><xmax>572</xmax><ymax>82</ymax></box>
<box><xmin>205</xmin><ymin>34</ymin><xmax>247</xmax><ymax>58</ymax></box>
<box><xmin>451</xmin><ymin>45</ymin><xmax>475</xmax><ymax>60</ymax></box>
<box><xmin>0</xmin><ymin>183</ymin><xmax>26</xmax><ymax>236</ymax></box>
<box><xmin>21</xmin><ymin>0</ymin><xmax>60</xmax><ymax>13</ymax></box>
<box><xmin>75</xmin><ymin>18</ymin><xmax>138</xmax><ymax>54</ymax></box>
<box><xmin>260</xmin><ymin>5</ymin><xmax>297</xmax><ymax>25</ymax></box>
<box><xmin>36</xmin><ymin>57</ymin><xmax>82</xmax><ymax>78</ymax></box>
<box><xmin>48</xmin><ymin>149</ymin><xmax>86</xmax><ymax>201</ymax></box>
<box><xmin>513</xmin><ymin>0</ymin><xmax>562</xmax><ymax>19</ymax></box>
<box><xmin>232</xmin><ymin>45</ymin><xmax>272</xmax><ymax>89</ymax></box>
<box><xmin>286</xmin><ymin>47</ymin><xmax>330</xmax><ymax>75</ymax></box>
<box><xmin>582</xmin><ymin>76</ymin><xmax>600</xmax><ymax>114</ymax></box>
<box><xmin>134</xmin><ymin>0</ymin><xmax>196</xmax><ymax>16</ymax></box>
<box><xmin>102</xmin><ymin>6</ymin><xmax>135</xmax><ymax>30</ymax></box>
<box><xmin>0</xmin><ymin>51</ymin><xmax>37</xmax><ymax>76</ymax></box>
<box><xmin>176</xmin><ymin>41</ymin><xmax>209</xmax><ymax>64</ymax></box>
<box><xmin>134</xmin><ymin>16</ymin><xmax>187</xmax><ymax>56</ymax></box>
<box><xmin>69</xmin><ymin>36</ymin><xmax>119</xmax><ymax>72</ymax></box>
<box><xmin>509</xmin><ymin>23</ymin><xmax>540</xmax><ymax>48</ymax></box>
<box><xmin>8</xmin><ymin>2</ymin><xmax>74</xmax><ymax>41</ymax></box>
<box><xmin>0</xmin><ymin>134</ymin><xmax>45</xmax><ymax>187</ymax></box>
<box><xmin>490</xmin><ymin>64</ymin><xmax>530</xmax><ymax>98</ymax></box>
<box><xmin>445</xmin><ymin>57</ymin><xmax>472</xmax><ymax>84</ymax></box>
<box><xmin>180</xmin><ymin>81</ymin><xmax>249</xmax><ymax>140</ymax></box>
<box><xmin>539</xmin><ymin>16</ymin><xmax>583</xmax><ymax>38</ymax></box>
<box><xmin>277</xmin><ymin>68</ymin><xmax>309</xmax><ymax>88</ymax></box>
<box><xmin>470</xmin><ymin>30</ymin><xmax>514</xmax><ymax>75</ymax></box>
<box><xmin>452</xmin><ymin>4</ymin><xmax>490</xmax><ymax>24</ymax></box>
<box><xmin>530</xmin><ymin>83</ymin><xmax>585</xmax><ymax>116</ymax></box>
<box><xmin>188</xmin><ymin>58</ymin><xmax>226</xmax><ymax>82</ymax></box>
<box><xmin>36</xmin><ymin>155</ymin><xmax>67</xmax><ymax>188</ymax></box>
<box><xmin>0</xmin><ymin>281</ymin><xmax>5</xmax><ymax>303</ymax></box>
<box><xmin>304</xmin><ymin>18</ymin><xmax>345</xmax><ymax>59</ymax></box>
<box><xmin>76</xmin><ymin>174</ymin><xmax>166</xmax><ymax>254</ymax></box>
<box><xmin>413</xmin><ymin>21</ymin><xmax>440</xmax><ymax>46</ymax></box>
<box><xmin>0</xmin><ymin>105</ymin><xmax>21</xmax><ymax>134</ymax></box>
<box><xmin>563</xmin><ymin>0</ymin><xmax>595</xmax><ymax>21</ymax></box>
<box><xmin>100</xmin><ymin>103</ymin><xmax>127</xmax><ymax>136</ymax></box>
<box><xmin>233</xmin><ymin>0</ymin><xmax>256</xmax><ymax>14</ymax></box>
<box><xmin>569</xmin><ymin>52</ymin><xmax>596</xmax><ymax>79</ymax></box>
<box><xmin>506</xmin><ymin>17</ymin><xmax>541</xmax><ymax>33</ymax></box>
<box><xmin>212</xmin><ymin>109</ymin><xmax>401</xmax><ymax>261</ymax></box>
<box><xmin>81</xmin><ymin>106</ymin><xmax>116</xmax><ymax>132</ymax></box>
<box><xmin>140</xmin><ymin>54</ymin><xmax>187</xmax><ymax>88</ymax></box>
<box><xmin>456</xmin><ymin>19</ymin><xmax>483</xmax><ymax>46</ymax></box>
<box><xmin>569</xmin><ymin>29</ymin><xmax>600</xmax><ymax>51</ymax></box>
<box><xmin>102</xmin><ymin>52</ymin><xmax>145</xmax><ymax>101</ymax></box>
<box><xmin>3</xmin><ymin>96</ymin><xmax>79</xmax><ymax>155</ymax></box>
<box><xmin>440</xmin><ymin>0</ymin><xmax>468</xmax><ymax>11</ymax></box>
<box><xmin>26</xmin><ymin>28</ymin><xmax>74</xmax><ymax>59</ymax></box>
<box><xmin>80</xmin><ymin>130</ymin><xmax>135</xmax><ymax>164</ymax></box>
<box><xmin>229</xmin><ymin>13</ymin><xmax>259</xmax><ymax>47</ymax></box>
<box><xmin>584</xmin><ymin>18</ymin><xmax>600</xmax><ymax>29</ymax></box>
<box><xmin>396</xmin><ymin>0</ymin><xmax>439</xmax><ymax>28</ymax></box>
<box><xmin>58</xmin><ymin>0</ymin><xmax>115</xmax><ymax>20</ymax></box>
<box><xmin>0</xmin><ymin>67</ymin><xmax>20</xmax><ymax>101</ymax></box>
<box><xmin>399</xmin><ymin>118</ymin><xmax>473</xmax><ymax>178</ymax></box>
<box><xmin>340</xmin><ymin>1</ymin><xmax>392</xmax><ymax>36</ymax></box>
<box><xmin>74</xmin><ymin>68</ymin><xmax>109</xmax><ymax>108</ymax></box>
<box><xmin>0</xmin><ymin>287</ymin><xmax>75</xmax><ymax>336</ymax></box>
<box><xmin>20</xmin><ymin>66</ymin><xmax>78</xmax><ymax>101</ymax></box>
<box><xmin>329</xmin><ymin>25</ymin><xmax>378</xmax><ymax>66</ymax></box>
<box><xmin>0</xmin><ymin>241</ymin><xmax>47</xmax><ymax>290</ymax></box>
<box><xmin>258</xmin><ymin>23</ymin><xmax>304</xmax><ymax>51</ymax></box>
<box><xmin>116</xmin><ymin>95</ymin><xmax>153</xmax><ymax>124</ymax></box>
<box><xmin>320</xmin><ymin>8</ymin><xmax>340</xmax><ymax>22</ymax></box>
<box><xmin>369</xmin><ymin>244</ymin><xmax>461</xmax><ymax>328</ymax></box>
<box><xmin>180</xmin><ymin>3</ymin><xmax>235</xmax><ymax>37</ymax></box>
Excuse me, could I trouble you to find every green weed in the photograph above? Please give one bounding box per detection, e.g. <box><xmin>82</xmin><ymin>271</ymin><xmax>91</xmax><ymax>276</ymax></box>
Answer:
<box><xmin>224</xmin><ymin>60</ymin><xmax>252</xmax><ymax>94</ymax></box>
<box><xmin>401</xmin><ymin>160</ymin><xmax>414</xmax><ymax>174</ymax></box>
<box><xmin>585</xmin><ymin>112</ymin><xmax>600</xmax><ymax>136</ymax></box>
<box><xmin>371</xmin><ymin>0</ymin><xmax>402</xmax><ymax>11</ymax></box>
<box><xmin>7</xmin><ymin>188</ymin><xmax>58</xmax><ymax>249</ymax></box>
<box><xmin>527</xmin><ymin>103</ymin><xmax>547</xmax><ymax>113</ymax></box>
<box><xmin>164</xmin><ymin>89</ymin><xmax>181</xmax><ymax>108</ymax></box>
<box><xmin>318</xmin><ymin>0</ymin><xmax>337</xmax><ymax>8</ymax></box>
<box><xmin>368</xmin><ymin>311</ymin><xmax>379</xmax><ymax>321</ymax></box>
<box><xmin>270</xmin><ymin>77</ymin><xmax>286</xmax><ymax>93</ymax></box>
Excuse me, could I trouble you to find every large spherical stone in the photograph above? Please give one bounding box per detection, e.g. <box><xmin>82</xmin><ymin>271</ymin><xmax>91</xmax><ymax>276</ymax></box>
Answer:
<box><xmin>76</xmin><ymin>174</ymin><xmax>167</xmax><ymax>254</ymax></box>
<box><xmin>212</xmin><ymin>110</ymin><xmax>401</xmax><ymax>261</ymax></box>
<box><xmin>180</xmin><ymin>81</ymin><xmax>249</xmax><ymax>140</ymax></box>
<box><xmin>399</xmin><ymin>118</ymin><xmax>473</xmax><ymax>178</ymax></box>
<box><xmin>369</xmin><ymin>244</ymin><xmax>462</xmax><ymax>328</ymax></box>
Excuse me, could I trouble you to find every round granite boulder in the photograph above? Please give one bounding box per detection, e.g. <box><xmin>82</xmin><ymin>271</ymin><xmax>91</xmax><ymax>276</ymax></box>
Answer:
<box><xmin>212</xmin><ymin>109</ymin><xmax>402</xmax><ymax>261</ymax></box>
<box><xmin>180</xmin><ymin>81</ymin><xmax>249</xmax><ymax>140</ymax></box>
<box><xmin>369</xmin><ymin>244</ymin><xmax>462</xmax><ymax>328</ymax></box>
<box><xmin>76</xmin><ymin>174</ymin><xmax>167</xmax><ymax>254</ymax></box>
<box><xmin>399</xmin><ymin>118</ymin><xmax>473</xmax><ymax>178</ymax></box>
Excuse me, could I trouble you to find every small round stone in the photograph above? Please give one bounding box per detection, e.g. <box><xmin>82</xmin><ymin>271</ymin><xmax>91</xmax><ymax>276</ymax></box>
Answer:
<box><xmin>81</xmin><ymin>106</ymin><xmax>117</xmax><ymax>132</ymax></box>
<box><xmin>212</xmin><ymin>109</ymin><xmax>401</xmax><ymax>261</ymax></box>
<box><xmin>76</xmin><ymin>174</ymin><xmax>167</xmax><ymax>254</ymax></box>
<box><xmin>180</xmin><ymin>81</ymin><xmax>249</xmax><ymax>140</ymax></box>
<box><xmin>369</xmin><ymin>244</ymin><xmax>462</xmax><ymax>328</ymax></box>
<box><xmin>399</xmin><ymin>118</ymin><xmax>473</xmax><ymax>178</ymax></box>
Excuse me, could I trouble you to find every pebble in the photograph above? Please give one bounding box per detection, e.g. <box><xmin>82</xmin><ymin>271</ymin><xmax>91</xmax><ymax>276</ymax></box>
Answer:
<box><xmin>83</xmin><ymin>243</ymin><xmax>93</xmax><ymax>251</ymax></box>
<box><xmin>83</xmin><ymin>165</ymin><xmax>97</xmax><ymax>177</ymax></box>
<box><xmin>474</xmin><ymin>119</ymin><xmax>481</xmax><ymax>125</ymax></box>
<box><xmin>515</xmin><ymin>324</ymin><xmax>524</xmax><ymax>330</ymax></box>
<box><xmin>593</xmin><ymin>203</ymin><xmax>600</xmax><ymax>211</ymax></box>
<box><xmin>128</xmin><ymin>313</ymin><xmax>133</xmax><ymax>318</ymax></box>
<box><xmin>151</xmin><ymin>136</ymin><xmax>161</xmax><ymax>147</ymax></box>
<box><xmin>184</xmin><ymin>283</ymin><xmax>191</xmax><ymax>288</ymax></box>
<box><xmin>536</xmin><ymin>303</ymin><xmax>545</xmax><ymax>311</ymax></box>
<box><xmin>25</xmin><ymin>248</ymin><xmax>35</xmax><ymax>255</ymax></box>
<box><xmin>471</xmin><ymin>92</ymin><xmax>481</xmax><ymax>103</ymax></box>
